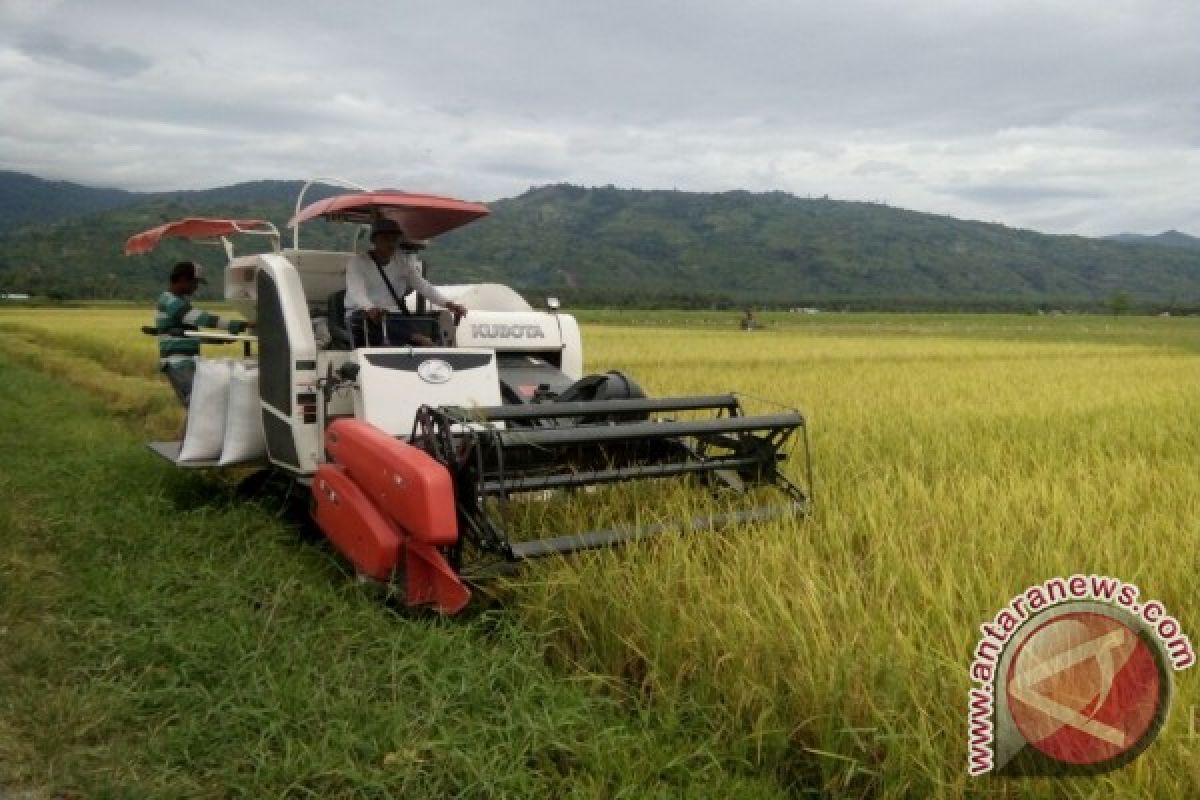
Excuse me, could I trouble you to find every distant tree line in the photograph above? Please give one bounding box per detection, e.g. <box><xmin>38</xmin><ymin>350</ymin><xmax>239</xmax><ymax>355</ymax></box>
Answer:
<box><xmin>517</xmin><ymin>287</ymin><xmax>1200</xmax><ymax>315</ymax></box>
<box><xmin>2</xmin><ymin>175</ymin><xmax>1199</xmax><ymax>313</ymax></box>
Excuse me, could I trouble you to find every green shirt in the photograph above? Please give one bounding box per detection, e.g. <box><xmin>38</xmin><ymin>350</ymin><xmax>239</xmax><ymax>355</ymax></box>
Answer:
<box><xmin>154</xmin><ymin>291</ymin><xmax>244</xmax><ymax>368</ymax></box>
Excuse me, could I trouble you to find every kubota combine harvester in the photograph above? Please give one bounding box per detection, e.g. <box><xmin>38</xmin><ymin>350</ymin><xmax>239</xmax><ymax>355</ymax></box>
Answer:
<box><xmin>127</xmin><ymin>179</ymin><xmax>811</xmax><ymax>613</ymax></box>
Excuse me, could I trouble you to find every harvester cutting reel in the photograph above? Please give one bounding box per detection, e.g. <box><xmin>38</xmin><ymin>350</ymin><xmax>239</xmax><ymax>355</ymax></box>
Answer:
<box><xmin>312</xmin><ymin>392</ymin><xmax>810</xmax><ymax>614</ymax></box>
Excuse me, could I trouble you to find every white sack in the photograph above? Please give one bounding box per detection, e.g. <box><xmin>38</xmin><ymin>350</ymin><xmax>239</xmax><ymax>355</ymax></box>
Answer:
<box><xmin>178</xmin><ymin>358</ymin><xmax>232</xmax><ymax>461</ymax></box>
<box><xmin>219</xmin><ymin>361</ymin><xmax>267</xmax><ymax>465</ymax></box>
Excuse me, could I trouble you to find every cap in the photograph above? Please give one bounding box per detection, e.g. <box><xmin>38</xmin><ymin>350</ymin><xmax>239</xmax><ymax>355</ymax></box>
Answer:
<box><xmin>169</xmin><ymin>261</ymin><xmax>206</xmax><ymax>284</ymax></box>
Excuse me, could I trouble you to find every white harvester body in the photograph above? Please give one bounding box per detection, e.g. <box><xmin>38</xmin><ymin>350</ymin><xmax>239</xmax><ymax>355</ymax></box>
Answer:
<box><xmin>244</xmin><ymin>249</ymin><xmax>581</xmax><ymax>476</ymax></box>
<box><xmin>126</xmin><ymin>180</ymin><xmax>808</xmax><ymax>614</ymax></box>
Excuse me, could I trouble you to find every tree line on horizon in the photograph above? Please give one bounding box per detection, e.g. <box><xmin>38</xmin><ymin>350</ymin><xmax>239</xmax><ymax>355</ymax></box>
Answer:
<box><xmin>1</xmin><ymin>172</ymin><xmax>1198</xmax><ymax>313</ymax></box>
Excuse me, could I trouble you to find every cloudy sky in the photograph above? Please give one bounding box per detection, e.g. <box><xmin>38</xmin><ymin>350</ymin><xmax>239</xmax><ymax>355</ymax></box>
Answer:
<box><xmin>1</xmin><ymin>0</ymin><xmax>1196</xmax><ymax>235</ymax></box>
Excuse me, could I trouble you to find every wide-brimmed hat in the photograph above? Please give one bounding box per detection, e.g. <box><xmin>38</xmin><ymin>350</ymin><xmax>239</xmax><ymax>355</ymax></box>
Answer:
<box><xmin>169</xmin><ymin>261</ymin><xmax>206</xmax><ymax>284</ymax></box>
<box><xmin>369</xmin><ymin>218</ymin><xmax>404</xmax><ymax>239</ymax></box>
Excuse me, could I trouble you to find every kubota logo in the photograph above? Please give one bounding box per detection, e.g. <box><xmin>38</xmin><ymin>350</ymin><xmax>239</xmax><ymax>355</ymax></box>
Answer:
<box><xmin>416</xmin><ymin>359</ymin><xmax>453</xmax><ymax>384</ymax></box>
<box><xmin>469</xmin><ymin>323</ymin><xmax>546</xmax><ymax>339</ymax></box>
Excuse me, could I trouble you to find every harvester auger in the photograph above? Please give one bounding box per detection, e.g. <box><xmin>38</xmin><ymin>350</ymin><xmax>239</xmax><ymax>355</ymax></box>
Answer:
<box><xmin>127</xmin><ymin>178</ymin><xmax>811</xmax><ymax>614</ymax></box>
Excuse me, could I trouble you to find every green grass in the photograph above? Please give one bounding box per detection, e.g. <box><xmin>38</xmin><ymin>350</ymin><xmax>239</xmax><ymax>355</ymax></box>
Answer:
<box><xmin>0</xmin><ymin>356</ymin><xmax>787</xmax><ymax>799</ymax></box>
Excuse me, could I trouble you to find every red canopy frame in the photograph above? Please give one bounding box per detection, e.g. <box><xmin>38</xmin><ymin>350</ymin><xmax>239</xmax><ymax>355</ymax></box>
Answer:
<box><xmin>288</xmin><ymin>191</ymin><xmax>490</xmax><ymax>244</ymax></box>
<box><xmin>124</xmin><ymin>218</ymin><xmax>279</xmax><ymax>256</ymax></box>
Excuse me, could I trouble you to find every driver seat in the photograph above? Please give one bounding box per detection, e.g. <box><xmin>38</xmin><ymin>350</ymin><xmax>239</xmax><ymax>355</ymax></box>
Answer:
<box><xmin>327</xmin><ymin>287</ymin><xmax>416</xmax><ymax>350</ymax></box>
<box><xmin>327</xmin><ymin>289</ymin><xmax>457</xmax><ymax>348</ymax></box>
<box><xmin>326</xmin><ymin>289</ymin><xmax>354</xmax><ymax>350</ymax></box>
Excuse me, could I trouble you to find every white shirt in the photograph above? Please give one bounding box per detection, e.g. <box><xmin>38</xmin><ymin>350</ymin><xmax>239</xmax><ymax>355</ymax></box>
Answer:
<box><xmin>344</xmin><ymin>251</ymin><xmax>451</xmax><ymax>313</ymax></box>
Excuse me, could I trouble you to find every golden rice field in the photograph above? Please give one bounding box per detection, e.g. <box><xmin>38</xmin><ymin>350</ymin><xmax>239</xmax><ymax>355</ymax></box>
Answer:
<box><xmin>1</xmin><ymin>306</ymin><xmax>1198</xmax><ymax>798</ymax></box>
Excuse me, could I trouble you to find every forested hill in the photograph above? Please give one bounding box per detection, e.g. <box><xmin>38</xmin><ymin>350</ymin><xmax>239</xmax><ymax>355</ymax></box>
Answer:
<box><xmin>0</xmin><ymin>172</ymin><xmax>1198</xmax><ymax>309</ymax></box>
<box><xmin>1106</xmin><ymin>230</ymin><xmax>1200</xmax><ymax>251</ymax></box>
<box><xmin>435</xmin><ymin>186</ymin><xmax>1200</xmax><ymax>308</ymax></box>
<box><xmin>0</xmin><ymin>173</ymin><xmax>346</xmax><ymax>234</ymax></box>
<box><xmin>0</xmin><ymin>171</ymin><xmax>140</xmax><ymax>231</ymax></box>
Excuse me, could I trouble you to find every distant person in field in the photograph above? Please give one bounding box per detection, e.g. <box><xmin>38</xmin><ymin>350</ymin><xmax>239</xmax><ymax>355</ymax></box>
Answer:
<box><xmin>154</xmin><ymin>261</ymin><xmax>251</xmax><ymax>406</ymax></box>
<box><xmin>344</xmin><ymin>217</ymin><xmax>468</xmax><ymax>346</ymax></box>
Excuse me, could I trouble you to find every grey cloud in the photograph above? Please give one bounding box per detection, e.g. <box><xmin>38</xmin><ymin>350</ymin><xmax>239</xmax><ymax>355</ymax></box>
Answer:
<box><xmin>0</xmin><ymin>0</ymin><xmax>1196</xmax><ymax>235</ymax></box>
<box><xmin>472</xmin><ymin>159</ymin><xmax>564</xmax><ymax>182</ymax></box>
<box><xmin>346</xmin><ymin>1</ymin><xmax>1197</xmax><ymax>137</ymax></box>
<box><xmin>18</xmin><ymin>31</ymin><xmax>150</xmax><ymax>78</ymax></box>
<box><xmin>852</xmin><ymin>161</ymin><xmax>919</xmax><ymax>181</ymax></box>
<box><xmin>944</xmin><ymin>184</ymin><xmax>1105</xmax><ymax>206</ymax></box>
<box><xmin>37</xmin><ymin>80</ymin><xmax>347</xmax><ymax>136</ymax></box>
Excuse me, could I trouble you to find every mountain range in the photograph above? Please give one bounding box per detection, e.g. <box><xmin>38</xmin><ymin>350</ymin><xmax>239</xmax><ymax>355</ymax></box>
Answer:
<box><xmin>1105</xmin><ymin>230</ymin><xmax>1200</xmax><ymax>250</ymax></box>
<box><xmin>1</xmin><ymin>171</ymin><xmax>1197</xmax><ymax>310</ymax></box>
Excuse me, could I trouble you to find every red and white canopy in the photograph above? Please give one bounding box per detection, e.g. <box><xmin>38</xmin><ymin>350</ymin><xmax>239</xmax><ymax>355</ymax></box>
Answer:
<box><xmin>288</xmin><ymin>191</ymin><xmax>490</xmax><ymax>241</ymax></box>
<box><xmin>124</xmin><ymin>218</ymin><xmax>275</xmax><ymax>255</ymax></box>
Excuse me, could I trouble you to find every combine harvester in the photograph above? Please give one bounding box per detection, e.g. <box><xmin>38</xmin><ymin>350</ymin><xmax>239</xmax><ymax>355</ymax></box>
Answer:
<box><xmin>127</xmin><ymin>180</ymin><xmax>811</xmax><ymax>613</ymax></box>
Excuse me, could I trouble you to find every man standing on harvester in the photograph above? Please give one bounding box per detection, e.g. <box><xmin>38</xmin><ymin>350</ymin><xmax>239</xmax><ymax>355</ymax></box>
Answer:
<box><xmin>154</xmin><ymin>260</ymin><xmax>251</xmax><ymax>406</ymax></box>
<box><xmin>344</xmin><ymin>217</ymin><xmax>468</xmax><ymax>346</ymax></box>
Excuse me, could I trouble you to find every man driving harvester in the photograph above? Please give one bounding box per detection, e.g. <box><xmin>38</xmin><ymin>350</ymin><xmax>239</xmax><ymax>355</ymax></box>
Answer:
<box><xmin>344</xmin><ymin>217</ymin><xmax>468</xmax><ymax>346</ymax></box>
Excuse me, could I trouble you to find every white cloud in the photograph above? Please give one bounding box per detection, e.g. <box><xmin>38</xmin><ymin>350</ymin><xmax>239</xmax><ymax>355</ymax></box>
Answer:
<box><xmin>0</xmin><ymin>0</ymin><xmax>1196</xmax><ymax>235</ymax></box>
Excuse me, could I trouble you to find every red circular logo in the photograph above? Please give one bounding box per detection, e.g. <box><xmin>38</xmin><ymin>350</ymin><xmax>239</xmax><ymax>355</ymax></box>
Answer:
<box><xmin>1005</xmin><ymin>611</ymin><xmax>1164</xmax><ymax>765</ymax></box>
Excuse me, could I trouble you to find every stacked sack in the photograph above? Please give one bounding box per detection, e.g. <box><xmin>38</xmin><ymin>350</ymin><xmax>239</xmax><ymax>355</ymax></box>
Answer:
<box><xmin>178</xmin><ymin>358</ymin><xmax>268</xmax><ymax>464</ymax></box>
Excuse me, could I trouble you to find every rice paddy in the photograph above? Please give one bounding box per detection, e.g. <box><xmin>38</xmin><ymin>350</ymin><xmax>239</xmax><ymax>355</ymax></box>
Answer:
<box><xmin>1</xmin><ymin>306</ymin><xmax>1197</xmax><ymax>798</ymax></box>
